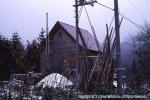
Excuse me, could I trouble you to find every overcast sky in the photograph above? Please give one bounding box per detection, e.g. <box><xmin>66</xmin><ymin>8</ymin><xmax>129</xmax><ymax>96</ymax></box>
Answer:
<box><xmin>0</xmin><ymin>0</ymin><xmax>150</xmax><ymax>43</ymax></box>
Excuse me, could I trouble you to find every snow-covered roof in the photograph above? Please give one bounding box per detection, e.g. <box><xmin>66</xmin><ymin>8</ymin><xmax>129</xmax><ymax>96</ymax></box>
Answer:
<box><xmin>37</xmin><ymin>73</ymin><xmax>73</xmax><ymax>88</ymax></box>
<box><xmin>54</xmin><ymin>21</ymin><xmax>99</xmax><ymax>51</ymax></box>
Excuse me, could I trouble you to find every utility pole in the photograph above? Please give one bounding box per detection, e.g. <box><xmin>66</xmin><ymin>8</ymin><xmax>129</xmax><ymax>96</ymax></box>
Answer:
<box><xmin>74</xmin><ymin>0</ymin><xmax>97</xmax><ymax>87</ymax></box>
<box><xmin>114</xmin><ymin>0</ymin><xmax>123</xmax><ymax>95</ymax></box>
<box><xmin>75</xmin><ymin>0</ymin><xmax>80</xmax><ymax>87</ymax></box>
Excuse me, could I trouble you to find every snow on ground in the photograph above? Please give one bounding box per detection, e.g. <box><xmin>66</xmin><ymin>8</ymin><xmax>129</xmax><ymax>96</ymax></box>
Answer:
<box><xmin>37</xmin><ymin>73</ymin><xmax>73</xmax><ymax>88</ymax></box>
<box><xmin>113</xmin><ymin>81</ymin><xmax>117</xmax><ymax>88</ymax></box>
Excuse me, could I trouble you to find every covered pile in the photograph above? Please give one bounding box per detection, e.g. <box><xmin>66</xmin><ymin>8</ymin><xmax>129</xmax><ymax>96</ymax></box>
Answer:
<box><xmin>37</xmin><ymin>73</ymin><xmax>73</xmax><ymax>88</ymax></box>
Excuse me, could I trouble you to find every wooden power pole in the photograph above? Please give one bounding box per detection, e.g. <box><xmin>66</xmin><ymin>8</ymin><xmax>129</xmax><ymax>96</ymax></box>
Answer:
<box><xmin>114</xmin><ymin>0</ymin><xmax>123</xmax><ymax>95</ymax></box>
<box><xmin>75</xmin><ymin>0</ymin><xmax>80</xmax><ymax>87</ymax></box>
<box><xmin>74</xmin><ymin>0</ymin><xmax>97</xmax><ymax>88</ymax></box>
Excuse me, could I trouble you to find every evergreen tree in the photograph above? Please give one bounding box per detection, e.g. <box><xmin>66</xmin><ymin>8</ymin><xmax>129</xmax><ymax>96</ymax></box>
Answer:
<box><xmin>0</xmin><ymin>34</ymin><xmax>13</xmax><ymax>80</ymax></box>
<box><xmin>38</xmin><ymin>28</ymin><xmax>46</xmax><ymax>50</ymax></box>
<box><xmin>11</xmin><ymin>32</ymin><xmax>24</xmax><ymax>73</ymax></box>
<box><xmin>23</xmin><ymin>40</ymin><xmax>40</xmax><ymax>72</ymax></box>
<box><xmin>23</xmin><ymin>28</ymin><xmax>46</xmax><ymax>73</ymax></box>
<box><xmin>37</xmin><ymin>28</ymin><xmax>46</xmax><ymax>71</ymax></box>
<box><xmin>0</xmin><ymin>30</ymin><xmax>45</xmax><ymax>80</ymax></box>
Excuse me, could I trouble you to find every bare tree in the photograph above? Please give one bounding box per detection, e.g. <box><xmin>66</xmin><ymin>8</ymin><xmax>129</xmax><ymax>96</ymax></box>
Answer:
<box><xmin>129</xmin><ymin>23</ymin><xmax>150</xmax><ymax>88</ymax></box>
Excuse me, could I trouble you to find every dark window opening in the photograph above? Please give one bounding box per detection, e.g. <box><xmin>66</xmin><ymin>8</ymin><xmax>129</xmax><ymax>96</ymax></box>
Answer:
<box><xmin>58</xmin><ymin>32</ymin><xmax>62</xmax><ymax>37</ymax></box>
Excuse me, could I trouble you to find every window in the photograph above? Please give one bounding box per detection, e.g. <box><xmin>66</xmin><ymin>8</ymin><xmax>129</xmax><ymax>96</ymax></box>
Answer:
<box><xmin>58</xmin><ymin>32</ymin><xmax>62</xmax><ymax>37</ymax></box>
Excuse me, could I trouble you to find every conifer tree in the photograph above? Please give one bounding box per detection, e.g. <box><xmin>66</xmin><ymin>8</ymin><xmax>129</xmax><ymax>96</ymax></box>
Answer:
<box><xmin>11</xmin><ymin>32</ymin><xmax>24</xmax><ymax>73</ymax></box>
<box><xmin>0</xmin><ymin>34</ymin><xmax>12</xmax><ymax>80</ymax></box>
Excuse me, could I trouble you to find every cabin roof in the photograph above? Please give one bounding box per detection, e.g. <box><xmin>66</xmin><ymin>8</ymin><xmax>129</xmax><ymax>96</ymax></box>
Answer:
<box><xmin>50</xmin><ymin>21</ymin><xmax>99</xmax><ymax>51</ymax></box>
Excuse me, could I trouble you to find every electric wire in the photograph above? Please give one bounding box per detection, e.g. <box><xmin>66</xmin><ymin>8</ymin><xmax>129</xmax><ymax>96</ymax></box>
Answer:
<box><xmin>119</xmin><ymin>13</ymin><xmax>145</xmax><ymax>31</ymax></box>
<box><xmin>96</xmin><ymin>2</ymin><xmax>114</xmax><ymax>11</ymax></box>
<box><xmin>96</xmin><ymin>2</ymin><xmax>145</xmax><ymax>32</ymax></box>
<box><xmin>128</xmin><ymin>0</ymin><xmax>145</xmax><ymax>19</ymax></box>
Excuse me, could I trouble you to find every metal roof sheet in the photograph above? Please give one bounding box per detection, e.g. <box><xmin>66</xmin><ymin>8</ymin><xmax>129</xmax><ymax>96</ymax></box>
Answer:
<box><xmin>58</xmin><ymin>21</ymin><xmax>99</xmax><ymax>51</ymax></box>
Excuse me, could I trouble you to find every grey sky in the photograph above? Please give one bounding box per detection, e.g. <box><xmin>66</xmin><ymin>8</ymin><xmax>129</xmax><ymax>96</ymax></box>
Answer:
<box><xmin>0</xmin><ymin>0</ymin><xmax>150</xmax><ymax>43</ymax></box>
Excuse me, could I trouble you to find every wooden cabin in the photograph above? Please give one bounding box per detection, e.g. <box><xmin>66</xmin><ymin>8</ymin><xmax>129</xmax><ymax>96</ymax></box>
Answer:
<box><xmin>40</xmin><ymin>21</ymin><xmax>99</xmax><ymax>79</ymax></box>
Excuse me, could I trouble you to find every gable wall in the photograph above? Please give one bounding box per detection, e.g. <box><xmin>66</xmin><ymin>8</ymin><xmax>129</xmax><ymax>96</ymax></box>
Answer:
<box><xmin>40</xmin><ymin>27</ymin><xmax>77</xmax><ymax>75</ymax></box>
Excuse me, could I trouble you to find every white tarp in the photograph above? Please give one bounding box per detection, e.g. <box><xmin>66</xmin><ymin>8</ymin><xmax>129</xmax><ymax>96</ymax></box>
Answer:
<box><xmin>37</xmin><ymin>73</ymin><xmax>73</xmax><ymax>88</ymax></box>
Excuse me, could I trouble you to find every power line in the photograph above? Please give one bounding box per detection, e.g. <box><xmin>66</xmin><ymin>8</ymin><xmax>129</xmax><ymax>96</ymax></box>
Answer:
<box><xmin>119</xmin><ymin>13</ymin><xmax>145</xmax><ymax>31</ymax></box>
<box><xmin>96</xmin><ymin>2</ymin><xmax>114</xmax><ymax>11</ymax></box>
<box><xmin>128</xmin><ymin>0</ymin><xmax>146</xmax><ymax>19</ymax></box>
<box><xmin>96</xmin><ymin>2</ymin><xmax>145</xmax><ymax>32</ymax></box>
